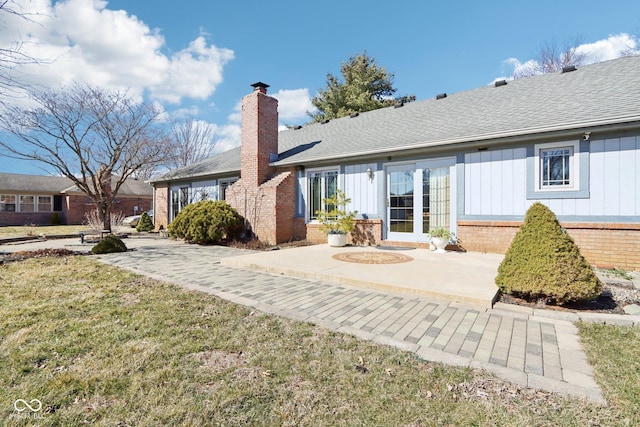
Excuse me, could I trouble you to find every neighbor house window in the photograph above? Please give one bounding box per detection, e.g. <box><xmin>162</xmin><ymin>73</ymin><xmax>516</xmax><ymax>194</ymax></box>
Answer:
<box><xmin>308</xmin><ymin>169</ymin><xmax>338</xmax><ymax>220</ymax></box>
<box><xmin>534</xmin><ymin>141</ymin><xmax>579</xmax><ymax>191</ymax></box>
<box><xmin>0</xmin><ymin>194</ymin><xmax>16</xmax><ymax>212</ymax></box>
<box><xmin>19</xmin><ymin>195</ymin><xmax>35</xmax><ymax>212</ymax></box>
<box><xmin>38</xmin><ymin>196</ymin><xmax>52</xmax><ymax>212</ymax></box>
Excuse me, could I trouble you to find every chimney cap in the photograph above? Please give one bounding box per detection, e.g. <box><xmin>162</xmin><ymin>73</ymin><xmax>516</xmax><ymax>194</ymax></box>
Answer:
<box><xmin>251</xmin><ymin>81</ymin><xmax>270</xmax><ymax>91</ymax></box>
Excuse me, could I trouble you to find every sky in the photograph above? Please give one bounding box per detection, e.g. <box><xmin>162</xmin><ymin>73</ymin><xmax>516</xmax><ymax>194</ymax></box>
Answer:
<box><xmin>1</xmin><ymin>0</ymin><xmax>639</xmax><ymax>175</ymax></box>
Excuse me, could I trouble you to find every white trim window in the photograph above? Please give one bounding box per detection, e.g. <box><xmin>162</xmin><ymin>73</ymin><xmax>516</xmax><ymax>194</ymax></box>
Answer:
<box><xmin>535</xmin><ymin>141</ymin><xmax>579</xmax><ymax>191</ymax></box>
<box><xmin>19</xmin><ymin>195</ymin><xmax>35</xmax><ymax>212</ymax></box>
<box><xmin>38</xmin><ymin>196</ymin><xmax>53</xmax><ymax>212</ymax></box>
<box><xmin>308</xmin><ymin>169</ymin><xmax>338</xmax><ymax>220</ymax></box>
<box><xmin>0</xmin><ymin>194</ymin><xmax>16</xmax><ymax>212</ymax></box>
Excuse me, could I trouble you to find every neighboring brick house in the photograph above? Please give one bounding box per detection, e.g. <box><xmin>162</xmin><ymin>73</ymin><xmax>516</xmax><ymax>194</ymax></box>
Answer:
<box><xmin>0</xmin><ymin>173</ymin><xmax>153</xmax><ymax>226</ymax></box>
<box><xmin>151</xmin><ymin>56</ymin><xmax>640</xmax><ymax>271</ymax></box>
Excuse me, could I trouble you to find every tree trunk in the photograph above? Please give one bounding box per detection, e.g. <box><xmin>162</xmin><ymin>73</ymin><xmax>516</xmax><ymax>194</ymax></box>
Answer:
<box><xmin>99</xmin><ymin>202</ymin><xmax>111</xmax><ymax>232</ymax></box>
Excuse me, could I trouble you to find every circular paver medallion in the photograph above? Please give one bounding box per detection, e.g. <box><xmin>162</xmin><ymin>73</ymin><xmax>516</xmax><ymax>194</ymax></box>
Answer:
<box><xmin>332</xmin><ymin>251</ymin><xmax>413</xmax><ymax>264</ymax></box>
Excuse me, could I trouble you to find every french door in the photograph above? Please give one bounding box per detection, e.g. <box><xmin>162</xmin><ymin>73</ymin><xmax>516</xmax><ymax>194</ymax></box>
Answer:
<box><xmin>386</xmin><ymin>158</ymin><xmax>455</xmax><ymax>242</ymax></box>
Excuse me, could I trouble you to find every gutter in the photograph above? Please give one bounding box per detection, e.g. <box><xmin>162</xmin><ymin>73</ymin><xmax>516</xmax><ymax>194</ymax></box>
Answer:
<box><xmin>272</xmin><ymin>115</ymin><xmax>640</xmax><ymax>167</ymax></box>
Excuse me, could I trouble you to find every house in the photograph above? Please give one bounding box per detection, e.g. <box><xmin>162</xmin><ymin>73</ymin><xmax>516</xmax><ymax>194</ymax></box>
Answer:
<box><xmin>0</xmin><ymin>173</ymin><xmax>153</xmax><ymax>226</ymax></box>
<box><xmin>150</xmin><ymin>56</ymin><xmax>640</xmax><ymax>271</ymax></box>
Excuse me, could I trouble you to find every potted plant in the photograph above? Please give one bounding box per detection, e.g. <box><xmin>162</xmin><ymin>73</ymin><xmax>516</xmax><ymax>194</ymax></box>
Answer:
<box><xmin>315</xmin><ymin>190</ymin><xmax>357</xmax><ymax>247</ymax></box>
<box><xmin>429</xmin><ymin>226</ymin><xmax>453</xmax><ymax>253</ymax></box>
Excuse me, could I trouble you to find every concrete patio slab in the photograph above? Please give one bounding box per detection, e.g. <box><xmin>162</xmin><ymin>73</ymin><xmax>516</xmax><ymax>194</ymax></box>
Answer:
<box><xmin>220</xmin><ymin>244</ymin><xmax>503</xmax><ymax>308</ymax></box>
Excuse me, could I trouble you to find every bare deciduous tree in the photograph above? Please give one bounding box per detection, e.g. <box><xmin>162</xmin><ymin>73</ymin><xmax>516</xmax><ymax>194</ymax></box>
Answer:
<box><xmin>166</xmin><ymin>118</ymin><xmax>217</xmax><ymax>170</ymax></box>
<box><xmin>514</xmin><ymin>37</ymin><xmax>588</xmax><ymax>79</ymax></box>
<box><xmin>0</xmin><ymin>83</ymin><xmax>166</xmax><ymax>230</ymax></box>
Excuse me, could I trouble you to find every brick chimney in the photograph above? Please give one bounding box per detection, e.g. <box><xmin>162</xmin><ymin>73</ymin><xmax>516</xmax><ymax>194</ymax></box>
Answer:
<box><xmin>241</xmin><ymin>82</ymin><xmax>279</xmax><ymax>188</ymax></box>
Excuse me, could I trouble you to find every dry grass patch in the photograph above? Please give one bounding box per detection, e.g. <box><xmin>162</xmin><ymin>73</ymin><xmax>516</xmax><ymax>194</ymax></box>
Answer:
<box><xmin>0</xmin><ymin>256</ymin><xmax>634</xmax><ymax>426</ymax></box>
<box><xmin>0</xmin><ymin>225</ymin><xmax>89</xmax><ymax>238</ymax></box>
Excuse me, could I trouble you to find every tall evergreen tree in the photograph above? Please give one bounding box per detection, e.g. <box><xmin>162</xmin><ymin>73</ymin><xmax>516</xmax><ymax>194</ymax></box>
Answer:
<box><xmin>309</xmin><ymin>52</ymin><xmax>415</xmax><ymax>123</ymax></box>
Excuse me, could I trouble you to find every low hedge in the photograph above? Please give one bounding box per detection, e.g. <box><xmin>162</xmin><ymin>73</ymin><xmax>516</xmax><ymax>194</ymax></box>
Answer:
<box><xmin>168</xmin><ymin>200</ymin><xmax>244</xmax><ymax>245</ymax></box>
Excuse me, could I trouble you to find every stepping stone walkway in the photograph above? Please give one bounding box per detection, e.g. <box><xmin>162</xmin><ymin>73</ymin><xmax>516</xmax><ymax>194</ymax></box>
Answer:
<box><xmin>97</xmin><ymin>241</ymin><xmax>605</xmax><ymax>403</ymax></box>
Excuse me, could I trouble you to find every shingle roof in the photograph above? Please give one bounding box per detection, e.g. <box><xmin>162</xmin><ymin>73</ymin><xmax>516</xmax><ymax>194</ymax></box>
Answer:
<box><xmin>0</xmin><ymin>173</ymin><xmax>72</xmax><ymax>193</ymax></box>
<box><xmin>0</xmin><ymin>172</ymin><xmax>152</xmax><ymax>196</ymax></box>
<box><xmin>274</xmin><ymin>55</ymin><xmax>640</xmax><ymax>165</ymax></box>
<box><xmin>151</xmin><ymin>146</ymin><xmax>241</xmax><ymax>183</ymax></box>
<box><xmin>152</xmin><ymin>55</ymin><xmax>640</xmax><ymax>181</ymax></box>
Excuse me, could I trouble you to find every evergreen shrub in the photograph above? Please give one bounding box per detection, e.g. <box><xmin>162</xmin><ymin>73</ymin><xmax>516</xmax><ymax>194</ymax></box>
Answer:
<box><xmin>495</xmin><ymin>202</ymin><xmax>601</xmax><ymax>304</ymax></box>
<box><xmin>168</xmin><ymin>200</ymin><xmax>244</xmax><ymax>245</ymax></box>
<box><xmin>91</xmin><ymin>235</ymin><xmax>128</xmax><ymax>254</ymax></box>
<box><xmin>136</xmin><ymin>211</ymin><xmax>154</xmax><ymax>232</ymax></box>
<box><xmin>49</xmin><ymin>212</ymin><xmax>62</xmax><ymax>225</ymax></box>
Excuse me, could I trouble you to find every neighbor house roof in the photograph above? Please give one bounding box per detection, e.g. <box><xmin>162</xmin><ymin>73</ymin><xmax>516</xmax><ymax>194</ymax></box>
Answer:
<box><xmin>0</xmin><ymin>172</ymin><xmax>152</xmax><ymax>197</ymax></box>
<box><xmin>152</xmin><ymin>55</ymin><xmax>640</xmax><ymax>182</ymax></box>
<box><xmin>0</xmin><ymin>173</ymin><xmax>73</xmax><ymax>193</ymax></box>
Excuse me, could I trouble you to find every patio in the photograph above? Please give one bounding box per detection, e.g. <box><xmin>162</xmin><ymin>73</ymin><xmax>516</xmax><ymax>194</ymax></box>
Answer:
<box><xmin>221</xmin><ymin>244</ymin><xmax>503</xmax><ymax>308</ymax></box>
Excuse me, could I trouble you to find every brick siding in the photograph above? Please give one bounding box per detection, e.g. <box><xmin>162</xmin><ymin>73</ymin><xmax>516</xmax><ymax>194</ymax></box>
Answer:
<box><xmin>458</xmin><ymin>220</ymin><xmax>640</xmax><ymax>271</ymax></box>
<box><xmin>64</xmin><ymin>194</ymin><xmax>152</xmax><ymax>225</ymax></box>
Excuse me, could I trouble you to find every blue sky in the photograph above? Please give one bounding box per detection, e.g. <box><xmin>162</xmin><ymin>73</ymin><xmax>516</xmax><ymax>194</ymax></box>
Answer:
<box><xmin>1</xmin><ymin>0</ymin><xmax>639</xmax><ymax>174</ymax></box>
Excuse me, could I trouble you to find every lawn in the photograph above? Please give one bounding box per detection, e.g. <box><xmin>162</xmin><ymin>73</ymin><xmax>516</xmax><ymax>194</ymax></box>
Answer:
<box><xmin>0</xmin><ymin>256</ymin><xmax>637</xmax><ymax>426</ymax></box>
<box><xmin>0</xmin><ymin>225</ymin><xmax>89</xmax><ymax>238</ymax></box>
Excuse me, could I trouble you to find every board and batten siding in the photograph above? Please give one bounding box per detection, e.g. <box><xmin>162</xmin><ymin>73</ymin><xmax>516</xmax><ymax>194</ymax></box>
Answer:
<box><xmin>344</xmin><ymin>163</ymin><xmax>378</xmax><ymax>218</ymax></box>
<box><xmin>464</xmin><ymin>136</ymin><xmax>640</xmax><ymax>217</ymax></box>
<box><xmin>465</xmin><ymin>148</ymin><xmax>527</xmax><ymax>216</ymax></box>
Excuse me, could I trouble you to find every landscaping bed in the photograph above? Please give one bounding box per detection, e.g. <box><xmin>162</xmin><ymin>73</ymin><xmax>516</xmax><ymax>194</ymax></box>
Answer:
<box><xmin>498</xmin><ymin>271</ymin><xmax>640</xmax><ymax>315</ymax></box>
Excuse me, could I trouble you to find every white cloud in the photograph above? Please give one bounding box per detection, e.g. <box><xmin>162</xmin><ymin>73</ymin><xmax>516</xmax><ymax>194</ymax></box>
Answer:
<box><xmin>272</xmin><ymin>88</ymin><xmax>315</xmax><ymax>121</ymax></box>
<box><xmin>575</xmin><ymin>33</ymin><xmax>637</xmax><ymax>63</ymax></box>
<box><xmin>212</xmin><ymin>123</ymin><xmax>241</xmax><ymax>153</ymax></box>
<box><xmin>1</xmin><ymin>0</ymin><xmax>233</xmax><ymax>103</ymax></box>
<box><xmin>502</xmin><ymin>33</ymin><xmax>638</xmax><ymax>78</ymax></box>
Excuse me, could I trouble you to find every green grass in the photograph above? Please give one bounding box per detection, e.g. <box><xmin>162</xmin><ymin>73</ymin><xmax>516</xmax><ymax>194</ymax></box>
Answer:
<box><xmin>0</xmin><ymin>256</ymin><xmax>636</xmax><ymax>426</ymax></box>
<box><xmin>578</xmin><ymin>323</ymin><xmax>640</xmax><ymax>422</ymax></box>
<box><xmin>0</xmin><ymin>225</ymin><xmax>89</xmax><ymax>238</ymax></box>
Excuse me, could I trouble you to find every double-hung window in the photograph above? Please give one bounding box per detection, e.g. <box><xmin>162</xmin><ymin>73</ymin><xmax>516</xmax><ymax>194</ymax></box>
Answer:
<box><xmin>308</xmin><ymin>170</ymin><xmax>338</xmax><ymax>220</ymax></box>
<box><xmin>38</xmin><ymin>196</ymin><xmax>53</xmax><ymax>212</ymax></box>
<box><xmin>19</xmin><ymin>195</ymin><xmax>35</xmax><ymax>212</ymax></box>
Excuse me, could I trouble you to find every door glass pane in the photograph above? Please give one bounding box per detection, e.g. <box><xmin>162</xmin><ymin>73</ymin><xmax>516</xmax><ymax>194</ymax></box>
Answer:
<box><xmin>389</xmin><ymin>171</ymin><xmax>414</xmax><ymax>233</ymax></box>
<box><xmin>423</xmin><ymin>167</ymin><xmax>450</xmax><ymax>233</ymax></box>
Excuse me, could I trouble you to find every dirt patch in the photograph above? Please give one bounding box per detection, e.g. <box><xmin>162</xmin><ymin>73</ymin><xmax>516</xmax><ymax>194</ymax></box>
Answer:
<box><xmin>189</xmin><ymin>349</ymin><xmax>245</xmax><ymax>372</ymax></box>
<box><xmin>0</xmin><ymin>248</ymin><xmax>82</xmax><ymax>265</ymax></box>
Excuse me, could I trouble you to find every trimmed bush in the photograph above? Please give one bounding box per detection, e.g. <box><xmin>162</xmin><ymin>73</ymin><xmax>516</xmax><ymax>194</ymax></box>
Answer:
<box><xmin>136</xmin><ymin>211</ymin><xmax>154</xmax><ymax>232</ymax></box>
<box><xmin>49</xmin><ymin>212</ymin><xmax>62</xmax><ymax>225</ymax></box>
<box><xmin>91</xmin><ymin>235</ymin><xmax>128</xmax><ymax>254</ymax></box>
<box><xmin>168</xmin><ymin>200</ymin><xmax>244</xmax><ymax>245</ymax></box>
<box><xmin>495</xmin><ymin>202</ymin><xmax>601</xmax><ymax>304</ymax></box>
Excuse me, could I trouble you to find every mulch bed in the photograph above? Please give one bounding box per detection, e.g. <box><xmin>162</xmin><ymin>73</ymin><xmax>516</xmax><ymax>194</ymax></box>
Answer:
<box><xmin>0</xmin><ymin>248</ymin><xmax>84</xmax><ymax>265</ymax></box>
<box><xmin>499</xmin><ymin>281</ymin><xmax>640</xmax><ymax>314</ymax></box>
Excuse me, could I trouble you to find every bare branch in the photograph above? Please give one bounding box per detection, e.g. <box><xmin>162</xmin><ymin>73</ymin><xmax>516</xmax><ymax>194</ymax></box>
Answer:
<box><xmin>165</xmin><ymin>118</ymin><xmax>217</xmax><ymax>170</ymax></box>
<box><xmin>514</xmin><ymin>36</ymin><xmax>588</xmax><ymax>79</ymax></box>
<box><xmin>0</xmin><ymin>83</ymin><xmax>165</xmax><ymax>230</ymax></box>
<box><xmin>0</xmin><ymin>0</ymin><xmax>44</xmax><ymax>103</ymax></box>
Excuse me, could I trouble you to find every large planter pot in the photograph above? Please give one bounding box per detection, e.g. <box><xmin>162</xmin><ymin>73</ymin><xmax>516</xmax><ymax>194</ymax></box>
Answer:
<box><xmin>431</xmin><ymin>237</ymin><xmax>448</xmax><ymax>253</ymax></box>
<box><xmin>327</xmin><ymin>233</ymin><xmax>348</xmax><ymax>247</ymax></box>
